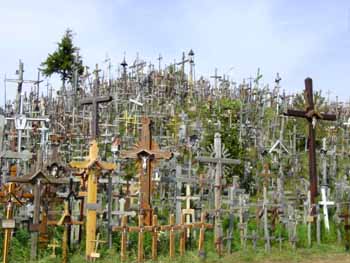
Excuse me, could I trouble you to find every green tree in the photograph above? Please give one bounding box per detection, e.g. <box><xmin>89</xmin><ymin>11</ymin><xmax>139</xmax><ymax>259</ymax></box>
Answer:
<box><xmin>41</xmin><ymin>29</ymin><xmax>84</xmax><ymax>88</ymax></box>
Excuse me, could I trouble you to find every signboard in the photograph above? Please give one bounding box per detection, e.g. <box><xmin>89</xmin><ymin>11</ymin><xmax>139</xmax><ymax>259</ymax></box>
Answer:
<box><xmin>2</xmin><ymin>219</ymin><xmax>15</xmax><ymax>229</ymax></box>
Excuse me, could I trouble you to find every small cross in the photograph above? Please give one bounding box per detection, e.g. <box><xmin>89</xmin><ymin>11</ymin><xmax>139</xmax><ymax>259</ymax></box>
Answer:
<box><xmin>48</xmin><ymin>239</ymin><xmax>59</xmax><ymax>258</ymax></box>
<box><xmin>90</xmin><ymin>233</ymin><xmax>107</xmax><ymax>259</ymax></box>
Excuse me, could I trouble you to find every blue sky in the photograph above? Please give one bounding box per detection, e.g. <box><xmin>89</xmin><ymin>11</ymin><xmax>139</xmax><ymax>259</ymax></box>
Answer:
<box><xmin>1</xmin><ymin>0</ymin><xmax>350</xmax><ymax>105</ymax></box>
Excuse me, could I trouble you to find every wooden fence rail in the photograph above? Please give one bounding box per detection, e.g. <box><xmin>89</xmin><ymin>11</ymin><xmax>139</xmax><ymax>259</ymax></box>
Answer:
<box><xmin>112</xmin><ymin>212</ymin><xmax>213</xmax><ymax>262</ymax></box>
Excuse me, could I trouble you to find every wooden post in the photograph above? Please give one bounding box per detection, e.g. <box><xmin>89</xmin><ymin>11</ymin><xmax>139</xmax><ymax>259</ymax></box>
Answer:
<box><xmin>198</xmin><ymin>213</ymin><xmax>206</xmax><ymax>254</ymax></box>
<box><xmin>56</xmin><ymin>200</ymin><xmax>84</xmax><ymax>263</ymax></box>
<box><xmin>180</xmin><ymin>213</ymin><xmax>186</xmax><ymax>256</ymax></box>
<box><xmin>151</xmin><ymin>215</ymin><xmax>158</xmax><ymax>261</ymax></box>
<box><xmin>121</xmin><ymin>216</ymin><xmax>128</xmax><ymax>262</ymax></box>
<box><xmin>62</xmin><ymin>224</ymin><xmax>69</xmax><ymax>263</ymax></box>
<box><xmin>169</xmin><ymin>214</ymin><xmax>175</xmax><ymax>258</ymax></box>
<box><xmin>138</xmin><ymin>215</ymin><xmax>144</xmax><ymax>262</ymax></box>
<box><xmin>86</xmin><ymin>170</ymin><xmax>98</xmax><ymax>259</ymax></box>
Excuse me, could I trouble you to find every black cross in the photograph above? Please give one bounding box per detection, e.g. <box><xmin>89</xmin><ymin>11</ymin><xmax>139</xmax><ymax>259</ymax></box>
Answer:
<box><xmin>80</xmin><ymin>95</ymin><xmax>112</xmax><ymax>139</ymax></box>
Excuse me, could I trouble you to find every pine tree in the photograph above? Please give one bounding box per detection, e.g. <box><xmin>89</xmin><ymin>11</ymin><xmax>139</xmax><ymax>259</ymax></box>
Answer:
<box><xmin>41</xmin><ymin>29</ymin><xmax>84</xmax><ymax>88</ymax></box>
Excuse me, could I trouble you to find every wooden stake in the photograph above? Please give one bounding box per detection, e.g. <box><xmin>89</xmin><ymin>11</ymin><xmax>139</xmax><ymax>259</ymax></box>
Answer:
<box><xmin>121</xmin><ymin>216</ymin><xmax>128</xmax><ymax>262</ymax></box>
<box><xmin>138</xmin><ymin>215</ymin><xmax>144</xmax><ymax>262</ymax></box>
<box><xmin>169</xmin><ymin>214</ymin><xmax>175</xmax><ymax>258</ymax></box>
<box><xmin>180</xmin><ymin>213</ymin><xmax>186</xmax><ymax>256</ymax></box>
<box><xmin>152</xmin><ymin>215</ymin><xmax>158</xmax><ymax>261</ymax></box>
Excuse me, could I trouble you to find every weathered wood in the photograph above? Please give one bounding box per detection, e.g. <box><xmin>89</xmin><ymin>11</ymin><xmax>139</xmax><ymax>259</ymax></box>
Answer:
<box><xmin>138</xmin><ymin>215</ymin><xmax>144</xmax><ymax>262</ymax></box>
<box><xmin>120</xmin><ymin>216</ymin><xmax>128</xmax><ymax>262</ymax></box>
<box><xmin>151</xmin><ymin>215</ymin><xmax>158</xmax><ymax>261</ymax></box>
<box><xmin>121</xmin><ymin>117</ymin><xmax>172</xmax><ymax>225</ymax></box>
<box><xmin>284</xmin><ymin>78</ymin><xmax>336</xmax><ymax>210</ymax></box>
<box><xmin>169</xmin><ymin>214</ymin><xmax>176</xmax><ymax>258</ymax></box>
<box><xmin>69</xmin><ymin>141</ymin><xmax>116</xmax><ymax>258</ymax></box>
<box><xmin>180</xmin><ymin>214</ymin><xmax>186</xmax><ymax>256</ymax></box>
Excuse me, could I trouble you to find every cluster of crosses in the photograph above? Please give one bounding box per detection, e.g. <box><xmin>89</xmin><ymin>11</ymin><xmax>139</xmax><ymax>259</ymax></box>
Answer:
<box><xmin>0</xmin><ymin>54</ymin><xmax>350</xmax><ymax>263</ymax></box>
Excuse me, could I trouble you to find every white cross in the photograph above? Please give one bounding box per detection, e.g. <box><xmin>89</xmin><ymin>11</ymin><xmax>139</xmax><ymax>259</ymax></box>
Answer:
<box><xmin>318</xmin><ymin>187</ymin><xmax>334</xmax><ymax>231</ymax></box>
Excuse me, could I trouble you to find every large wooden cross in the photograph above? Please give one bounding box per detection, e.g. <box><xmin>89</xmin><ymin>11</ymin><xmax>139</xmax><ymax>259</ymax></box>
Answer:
<box><xmin>5</xmin><ymin>170</ymin><xmax>65</xmax><ymax>261</ymax></box>
<box><xmin>284</xmin><ymin>78</ymin><xmax>336</xmax><ymax>208</ymax></box>
<box><xmin>121</xmin><ymin>117</ymin><xmax>172</xmax><ymax>225</ymax></box>
<box><xmin>69</xmin><ymin>141</ymin><xmax>116</xmax><ymax>259</ymax></box>
<box><xmin>80</xmin><ymin>83</ymin><xmax>112</xmax><ymax>139</ymax></box>
<box><xmin>196</xmin><ymin>133</ymin><xmax>241</xmax><ymax>254</ymax></box>
<box><xmin>0</xmin><ymin>164</ymin><xmax>33</xmax><ymax>263</ymax></box>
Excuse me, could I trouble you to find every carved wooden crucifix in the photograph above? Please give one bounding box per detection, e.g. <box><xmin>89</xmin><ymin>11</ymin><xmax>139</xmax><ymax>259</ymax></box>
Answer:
<box><xmin>284</xmin><ymin>78</ymin><xmax>336</xmax><ymax>209</ymax></box>
<box><xmin>121</xmin><ymin>117</ymin><xmax>172</xmax><ymax>226</ymax></box>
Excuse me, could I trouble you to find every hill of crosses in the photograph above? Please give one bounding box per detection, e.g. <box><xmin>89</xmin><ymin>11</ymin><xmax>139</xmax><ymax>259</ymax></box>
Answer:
<box><xmin>1</xmin><ymin>32</ymin><xmax>350</xmax><ymax>263</ymax></box>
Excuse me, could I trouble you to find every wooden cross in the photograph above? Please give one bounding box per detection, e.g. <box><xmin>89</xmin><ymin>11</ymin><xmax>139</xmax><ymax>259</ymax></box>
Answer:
<box><xmin>69</xmin><ymin>141</ymin><xmax>116</xmax><ymax>258</ymax></box>
<box><xmin>56</xmin><ymin>177</ymin><xmax>84</xmax><ymax>249</ymax></box>
<box><xmin>196</xmin><ymin>132</ymin><xmax>240</xmax><ymax>254</ymax></box>
<box><xmin>121</xmin><ymin>117</ymin><xmax>172</xmax><ymax>225</ymax></box>
<box><xmin>0</xmin><ymin>164</ymin><xmax>33</xmax><ymax>263</ymax></box>
<box><xmin>176</xmin><ymin>184</ymin><xmax>200</xmax><ymax>237</ymax></box>
<box><xmin>244</xmin><ymin>230</ymin><xmax>259</xmax><ymax>250</ymax></box>
<box><xmin>80</xmin><ymin>87</ymin><xmax>112</xmax><ymax>139</ymax></box>
<box><xmin>5</xmin><ymin>168</ymin><xmax>65</xmax><ymax>261</ymax></box>
<box><xmin>90</xmin><ymin>233</ymin><xmax>107</xmax><ymax>260</ymax></box>
<box><xmin>340</xmin><ymin>204</ymin><xmax>350</xmax><ymax>251</ymax></box>
<box><xmin>210</xmin><ymin>68</ymin><xmax>222</xmax><ymax>90</ymax></box>
<box><xmin>284</xmin><ymin>78</ymin><xmax>336</xmax><ymax>208</ymax></box>
<box><xmin>48</xmin><ymin>239</ymin><xmax>59</xmax><ymax>258</ymax></box>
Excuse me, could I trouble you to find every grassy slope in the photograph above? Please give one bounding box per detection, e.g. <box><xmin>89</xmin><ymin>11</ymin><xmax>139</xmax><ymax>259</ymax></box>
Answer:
<box><xmin>35</xmin><ymin>245</ymin><xmax>350</xmax><ymax>263</ymax></box>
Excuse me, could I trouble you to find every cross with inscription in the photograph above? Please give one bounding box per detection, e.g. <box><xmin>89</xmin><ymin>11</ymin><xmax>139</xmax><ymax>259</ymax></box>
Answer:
<box><xmin>284</xmin><ymin>78</ymin><xmax>336</xmax><ymax>209</ymax></box>
<box><xmin>121</xmin><ymin>117</ymin><xmax>172</xmax><ymax>226</ymax></box>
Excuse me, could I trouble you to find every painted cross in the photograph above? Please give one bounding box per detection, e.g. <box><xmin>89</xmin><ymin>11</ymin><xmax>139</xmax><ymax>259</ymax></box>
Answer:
<box><xmin>284</xmin><ymin>78</ymin><xmax>336</xmax><ymax>208</ymax></box>
<box><xmin>69</xmin><ymin>141</ymin><xmax>116</xmax><ymax>258</ymax></box>
<box><xmin>318</xmin><ymin>186</ymin><xmax>334</xmax><ymax>231</ymax></box>
<box><xmin>177</xmin><ymin>184</ymin><xmax>199</xmax><ymax>237</ymax></box>
<box><xmin>48</xmin><ymin>239</ymin><xmax>59</xmax><ymax>258</ymax></box>
<box><xmin>121</xmin><ymin>117</ymin><xmax>172</xmax><ymax>226</ymax></box>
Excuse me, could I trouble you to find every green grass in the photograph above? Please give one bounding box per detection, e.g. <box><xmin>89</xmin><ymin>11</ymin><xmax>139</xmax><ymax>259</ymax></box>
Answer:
<box><xmin>34</xmin><ymin>244</ymin><xmax>350</xmax><ymax>263</ymax></box>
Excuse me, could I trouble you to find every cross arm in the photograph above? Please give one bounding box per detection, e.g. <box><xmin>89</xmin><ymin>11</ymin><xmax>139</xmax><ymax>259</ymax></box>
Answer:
<box><xmin>95</xmin><ymin>95</ymin><xmax>113</xmax><ymax>103</ymax></box>
<box><xmin>284</xmin><ymin>109</ymin><xmax>307</xmax><ymax>118</ymax></box>
<box><xmin>196</xmin><ymin>156</ymin><xmax>240</xmax><ymax>165</ymax></box>
<box><xmin>320</xmin><ymin>113</ymin><xmax>336</xmax><ymax>121</ymax></box>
